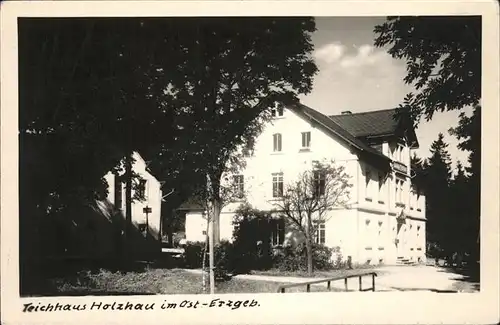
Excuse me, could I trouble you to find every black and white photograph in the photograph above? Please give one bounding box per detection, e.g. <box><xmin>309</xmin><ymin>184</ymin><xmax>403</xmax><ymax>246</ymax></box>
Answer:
<box><xmin>1</xmin><ymin>1</ymin><xmax>499</xmax><ymax>324</ymax></box>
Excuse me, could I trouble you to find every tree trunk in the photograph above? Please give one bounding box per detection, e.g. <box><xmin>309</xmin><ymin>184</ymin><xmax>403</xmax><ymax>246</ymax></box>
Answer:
<box><xmin>201</xmin><ymin>225</ymin><xmax>209</xmax><ymax>293</ymax></box>
<box><xmin>306</xmin><ymin>238</ymin><xmax>313</xmax><ymax>276</ymax></box>
<box><xmin>305</xmin><ymin>217</ymin><xmax>313</xmax><ymax>276</ymax></box>
<box><xmin>207</xmin><ymin>171</ymin><xmax>222</xmax><ymax>245</ymax></box>
<box><xmin>212</xmin><ymin>197</ymin><xmax>221</xmax><ymax>245</ymax></box>
<box><xmin>124</xmin><ymin>155</ymin><xmax>133</xmax><ymax>260</ymax></box>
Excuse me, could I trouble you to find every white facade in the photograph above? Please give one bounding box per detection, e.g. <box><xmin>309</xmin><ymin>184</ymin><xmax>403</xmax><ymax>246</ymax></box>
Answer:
<box><xmin>104</xmin><ymin>152</ymin><xmax>163</xmax><ymax>238</ymax></box>
<box><xmin>185</xmin><ymin>107</ymin><xmax>426</xmax><ymax>265</ymax></box>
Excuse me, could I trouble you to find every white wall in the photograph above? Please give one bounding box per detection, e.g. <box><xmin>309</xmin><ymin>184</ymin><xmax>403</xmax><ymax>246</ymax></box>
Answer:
<box><xmin>104</xmin><ymin>152</ymin><xmax>162</xmax><ymax>237</ymax></box>
<box><xmin>185</xmin><ymin>211</ymin><xmax>207</xmax><ymax>242</ymax></box>
<box><xmin>184</xmin><ymin>107</ymin><xmax>426</xmax><ymax>265</ymax></box>
<box><xmin>223</xmin><ymin>108</ymin><xmax>358</xmax><ymax>213</ymax></box>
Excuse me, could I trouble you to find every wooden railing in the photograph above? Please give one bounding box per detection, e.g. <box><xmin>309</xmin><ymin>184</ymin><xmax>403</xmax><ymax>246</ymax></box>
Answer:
<box><xmin>277</xmin><ymin>272</ymin><xmax>377</xmax><ymax>293</ymax></box>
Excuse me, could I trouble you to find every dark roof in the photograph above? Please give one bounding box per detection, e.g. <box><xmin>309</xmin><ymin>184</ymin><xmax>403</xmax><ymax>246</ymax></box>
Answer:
<box><xmin>288</xmin><ymin>103</ymin><xmax>391</xmax><ymax>170</ymax></box>
<box><xmin>329</xmin><ymin>108</ymin><xmax>419</xmax><ymax>148</ymax></box>
<box><xmin>329</xmin><ymin>109</ymin><xmax>399</xmax><ymax>138</ymax></box>
<box><xmin>177</xmin><ymin>197</ymin><xmax>205</xmax><ymax>211</ymax></box>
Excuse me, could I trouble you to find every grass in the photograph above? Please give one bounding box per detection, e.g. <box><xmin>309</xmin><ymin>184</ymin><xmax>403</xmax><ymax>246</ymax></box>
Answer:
<box><xmin>27</xmin><ymin>268</ymin><xmax>339</xmax><ymax>296</ymax></box>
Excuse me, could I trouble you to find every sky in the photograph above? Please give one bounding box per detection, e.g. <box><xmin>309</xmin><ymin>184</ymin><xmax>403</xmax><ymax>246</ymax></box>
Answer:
<box><xmin>298</xmin><ymin>17</ymin><xmax>469</xmax><ymax>171</ymax></box>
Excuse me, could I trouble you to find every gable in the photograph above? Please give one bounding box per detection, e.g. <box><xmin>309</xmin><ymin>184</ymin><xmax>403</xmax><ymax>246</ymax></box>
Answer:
<box><xmin>287</xmin><ymin>103</ymin><xmax>392</xmax><ymax>172</ymax></box>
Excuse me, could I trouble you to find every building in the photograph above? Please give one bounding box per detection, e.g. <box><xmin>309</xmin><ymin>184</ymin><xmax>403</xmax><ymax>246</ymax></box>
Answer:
<box><xmin>102</xmin><ymin>151</ymin><xmax>163</xmax><ymax>241</ymax></box>
<box><xmin>184</xmin><ymin>103</ymin><xmax>426</xmax><ymax>265</ymax></box>
<box><xmin>63</xmin><ymin>151</ymin><xmax>164</xmax><ymax>258</ymax></box>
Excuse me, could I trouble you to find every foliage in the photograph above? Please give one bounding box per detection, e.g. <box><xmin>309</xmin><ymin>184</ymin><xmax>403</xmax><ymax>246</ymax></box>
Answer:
<box><xmin>448</xmin><ymin>106</ymin><xmax>481</xmax><ymax>178</ymax></box>
<box><xmin>231</xmin><ymin>204</ymin><xmax>275</xmax><ymax>273</ymax></box>
<box><xmin>19</xmin><ymin>17</ymin><xmax>318</xmax><ymax>265</ymax></box>
<box><xmin>410</xmin><ymin>153</ymin><xmax>427</xmax><ymax>193</ymax></box>
<box><xmin>412</xmin><ymin>134</ymin><xmax>479</xmax><ymax>260</ymax></box>
<box><xmin>152</xmin><ymin>17</ymin><xmax>319</xmax><ymax>245</ymax></box>
<box><xmin>271</xmin><ymin>159</ymin><xmax>351</xmax><ymax>274</ymax></box>
<box><xmin>213</xmin><ymin>240</ymin><xmax>235</xmax><ymax>281</ymax></box>
<box><xmin>376</xmin><ymin>16</ymin><xmax>481</xmax><ymax>262</ymax></box>
<box><xmin>374</xmin><ymin>16</ymin><xmax>481</xmax><ymax>123</ymax></box>
<box><xmin>448</xmin><ymin>106</ymin><xmax>480</xmax><ymax>259</ymax></box>
<box><xmin>418</xmin><ymin>134</ymin><xmax>453</xmax><ymax>252</ymax></box>
<box><xmin>272</xmin><ymin>243</ymin><xmax>334</xmax><ymax>272</ymax></box>
<box><xmin>183</xmin><ymin>241</ymin><xmax>206</xmax><ymax>269</ymax></box>
<box><xmin>182</xmin><ymin>240</ymin><xmax>234</xmax><ymax>281</ymax></box>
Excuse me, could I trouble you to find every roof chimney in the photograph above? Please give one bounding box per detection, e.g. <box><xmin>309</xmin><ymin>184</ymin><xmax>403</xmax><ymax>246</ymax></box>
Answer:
<box><xmin>341</xmin><ymin>111</ymin><xmax>352</xmax><ymax>115</ymax></box>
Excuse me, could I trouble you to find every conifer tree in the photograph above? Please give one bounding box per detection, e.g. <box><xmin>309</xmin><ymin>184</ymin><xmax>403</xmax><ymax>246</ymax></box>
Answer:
<box><xmin>425</xmin><ymin>133</ymin><xmax>453</xmax><ymax>254</ymax></box>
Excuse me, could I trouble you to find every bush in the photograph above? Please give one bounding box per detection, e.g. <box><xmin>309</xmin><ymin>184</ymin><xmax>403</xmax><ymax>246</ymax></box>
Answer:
<box><xmin>331</xmin><ymin>246</ymin><xmax>347</xmax><ymax>269</ymax></box>
<box><xmin>183</xmin><ymin>240</ymin><xmax>234</xmax><ymax>282</ymax></box>
<box><xmin>272</xmin><ymin>243</ymin><xmax>334</xmax><ymax>272</ymax></box>
<box><xmin>231</xmin><ymin>204</ymin><xmax>274</xmax><ymax>273</ymax></box>
<box><xmin>214</xmin><ymin>240</ymin><xmax>234</xmax><ymax>281</ymax></box>
<box><xmin>183</xmin><ymin>241</ymin><xmax>205</xmax><ymax>269</ymax></box>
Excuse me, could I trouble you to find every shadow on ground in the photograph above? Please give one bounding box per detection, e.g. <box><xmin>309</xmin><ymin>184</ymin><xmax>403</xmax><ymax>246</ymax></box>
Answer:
<box><xmin>436</xmin><ymin>264</ymin><xmax>480</xmax><ymax>291</ymax></box>
<box><xmin>28</xmin><ymin>291</ymin><xmax>155</xmax><ymax>297</ymax></box>
<box><xmin>388</xmin><ymin>287</ymin><xmax>459</xmax><ymax>293</ymax></box>
<box><xmin>20</xmin><ymin>256</ymin><xmax>184</xmax><ymax>297</ymax></box>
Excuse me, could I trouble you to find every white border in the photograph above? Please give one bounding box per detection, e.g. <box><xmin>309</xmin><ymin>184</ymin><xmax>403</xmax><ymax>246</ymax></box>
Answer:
<box><xmin>1</xmin><ymin>1</ymin><xmax>499</xmax><ymax>324</ymax></box>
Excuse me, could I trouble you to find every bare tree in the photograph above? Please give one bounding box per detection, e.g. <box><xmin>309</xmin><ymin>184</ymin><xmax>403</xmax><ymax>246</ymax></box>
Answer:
<box><xmin>271</xmin><ymin>160</ymin><xmax>352</xmax><ymax>275</ymax></box>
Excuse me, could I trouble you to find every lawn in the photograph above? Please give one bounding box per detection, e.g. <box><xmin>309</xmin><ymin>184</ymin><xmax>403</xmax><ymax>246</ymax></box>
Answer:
<box><xmin>31</xmin><ymin>268</ymin><xmax>337</xmax><ymax>296</ymax></box>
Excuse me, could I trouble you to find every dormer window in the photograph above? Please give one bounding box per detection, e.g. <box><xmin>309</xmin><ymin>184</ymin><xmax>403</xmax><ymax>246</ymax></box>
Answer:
<box><xmin>272</xmin><ymin>106</ymin><xmax>284</xmax><ymax>118</ymax></box>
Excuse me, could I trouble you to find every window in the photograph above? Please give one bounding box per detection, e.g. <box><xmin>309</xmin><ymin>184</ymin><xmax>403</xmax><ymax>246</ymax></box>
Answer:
<box><xmin>270</xmin><ymin>218</ymin><xmax>285</xmax><ymax>246</ymax></box>
<box><xmin>301</xmin><ymin>131</ymin><xmax>311</xmax><ymax>149</ymax></box>
<box><xmin>271</xmin><ymin>106</ymin><xmax>284</xmax><ymax>117</ymax></box>
<box><xmin>233</xmin><ymin>175</ymin><xmax>244</xmax><ymax>199</ymax></box>
<box><xmin>313</xmin><ymin>169</ymin><xmax>326</xmax><ymax>197</ymax></box>
<box><xmin>136</xmin><ymin>179</ymin><xmax>147</xmax><ymax>200</ymax></box>
<box><xmin>273</xmin><ymin>133</ymin><xmax>282</xmax><ymax>152</ymax></box>
<box><xmin>272</xmin><ymin>173</ymin><xmax>284</xmax><ymax>198</ymax></box>
<box><xmin>365</xmin><ymin>168</ymin><xmax>372</xmax><ymax>200</ymax></box>
<box><xmin>314</xmin><ymin>220</ymin><xmax>326</xmax><ymax>245</ymax></box>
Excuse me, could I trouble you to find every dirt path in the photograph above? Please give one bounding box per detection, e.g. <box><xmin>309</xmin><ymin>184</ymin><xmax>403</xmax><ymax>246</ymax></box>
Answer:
<box><xmin>373</xmin><ymin>265</ymin><xmax>478</xmax><ymax>292</ymax></box>
<box><xmin>186</xmin><ymin>265</ymin><xmax>479</xmax><ymax>293</ymax></box>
